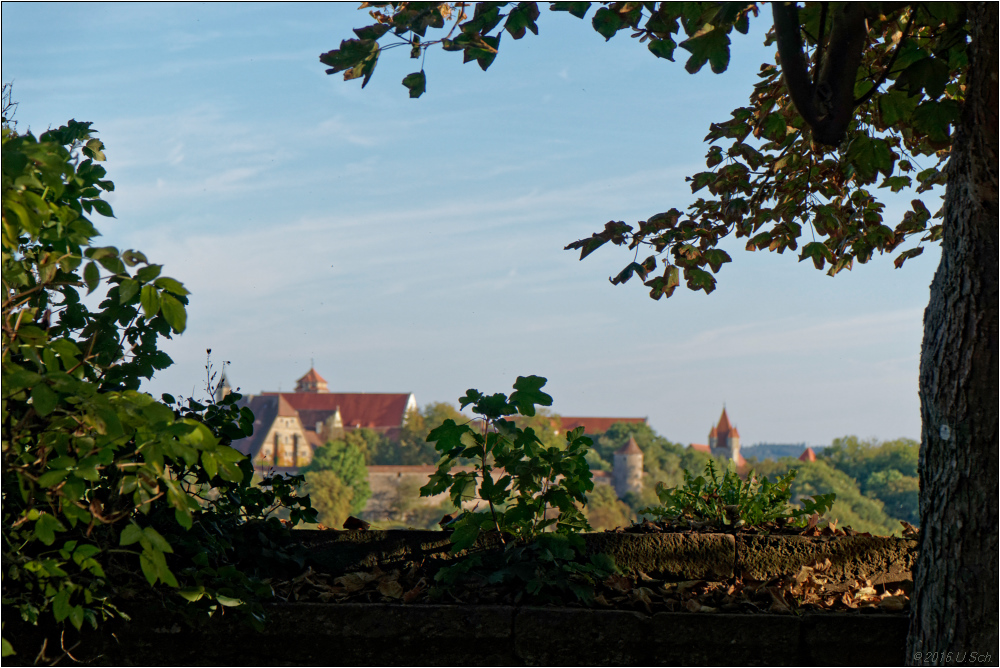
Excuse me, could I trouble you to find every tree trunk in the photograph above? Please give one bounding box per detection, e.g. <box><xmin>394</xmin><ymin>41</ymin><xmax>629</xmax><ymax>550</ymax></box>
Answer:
<box><xmin>908</xmin><ymin>3</ymin><xmax>998</xmax><ymax>665</ymax></box>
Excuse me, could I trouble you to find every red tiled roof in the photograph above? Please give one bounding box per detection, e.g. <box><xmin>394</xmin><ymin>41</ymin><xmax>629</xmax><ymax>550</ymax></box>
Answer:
<box><xmin>297</xmin><ymin>368</ymin><xmax>327</xmax><ymax>384</ymax></box>
<box><xmin>276</xmin><ymin>394</ymin><xmax>298</xmax><ymax>417</ymax></box>
<box><xmin>265</xmin><ymin>392</ymin><xmax>412</xmax><ymax>430</ymax></box>
<box><xmin>689</xmin><ymin>443</ymin><xmax>712</xmax><ymax>454</ymax></box>
<box><xmin>799</xmin><ymin>447</ymin><xmax>817</xmax><ymax>462</ymax></box>
<box><xmin>558</xmin><ymin>416</ymin><xmax>647</xmax><ymax>434</ymax></box>
<box><xmin>730</xmin><ymin>426</ymin><xmax>740</xmax><ymax>438</ymax></box>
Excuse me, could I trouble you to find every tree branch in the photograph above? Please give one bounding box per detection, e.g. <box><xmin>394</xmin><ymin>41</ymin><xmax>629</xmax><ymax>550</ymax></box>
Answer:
<box><xmin>773</xmin><ymin>2</ymin><xmax>871</xmax><ymax>146</ymax></box>
<box><xmin>855</xmin><ymin>7</ymin><xmax>916</xmax><ymax>107</ymax></box>
<box><xmin>772</xmin><ymin>2</ymin><xmax>819</xmax><ymax>127</ymax></box>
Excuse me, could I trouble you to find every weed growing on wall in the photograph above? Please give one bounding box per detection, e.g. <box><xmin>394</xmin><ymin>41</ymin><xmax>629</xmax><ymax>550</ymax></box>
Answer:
<box><xmin>641</xmin><ymin>459</ymin><xmax>836</xmax><ymax>529</ymax></box>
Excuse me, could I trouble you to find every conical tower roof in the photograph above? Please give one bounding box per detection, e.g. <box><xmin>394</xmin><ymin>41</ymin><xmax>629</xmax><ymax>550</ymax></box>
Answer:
<box><xmin>717</xmin><ymin>407</ymin><xmax>732</xmax><ymax>434</ymax></box>
<box><xmin>616</xmin><ymin>435</ymin><xmax>643</xmax><ymax>456</ymax></box>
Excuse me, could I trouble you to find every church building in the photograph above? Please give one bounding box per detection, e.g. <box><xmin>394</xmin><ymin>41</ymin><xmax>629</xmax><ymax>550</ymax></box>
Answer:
<box><xmin>231</xmin><ymin>367</ymin><xmax>416</xmax><ymax>473</ymax></box>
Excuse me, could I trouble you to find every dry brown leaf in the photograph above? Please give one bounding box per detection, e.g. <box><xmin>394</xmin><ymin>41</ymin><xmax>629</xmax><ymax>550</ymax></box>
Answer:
<box><xmin>335</xmin><ymin>572</ymin><xmax>378</xmax><ymax>593</ymax></box>
<box><xmin>900</xmin><ymin>521</ymin><xmax>919</xmax><ymax>538</ymax></box>
<box><xmin>879</xmin><ymin>595</ymin><xmax>907</xmax><ymax>611</ymax></box>
<box><xmin>402</xmin><ymin>579</ymin><xmax>426</xmax><ymax>604</ymax></box>
<box><xmin>677</xmin><ymin>580</ymin><xmax>707</xmax><ymax>596</ymax></box>
<box><xmin>605</xmin><ymin>574</ymin><xmax>632</xmax><ymax>593</ymax></box>
<box><xmin>629</xmin><ymin>587</ymin><xmax>654</xmax><ymax>614</ymax></box>
<box><xmin>856</xmin><ymin>585</ymin><xmax>878</xmax><ymax>599</ymax></box>
<box><xmin>378</xmin><ymin>580</ymin><xmax>404</xmax><ymax>599</ymax></box>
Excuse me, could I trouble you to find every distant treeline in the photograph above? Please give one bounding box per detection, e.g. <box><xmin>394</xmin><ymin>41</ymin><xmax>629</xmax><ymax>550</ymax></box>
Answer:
<box><xmin>300</xmin><ymin>405</ymin><xmax>919</xmax><ymax>536</ymax></box>
<box><xmin>742</xmin><ymin>443</ymin><xmax>823</xmax><ymax>461</ymax></box>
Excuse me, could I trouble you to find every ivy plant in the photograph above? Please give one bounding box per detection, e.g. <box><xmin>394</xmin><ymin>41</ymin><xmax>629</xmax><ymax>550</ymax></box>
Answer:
<box><xmin>1</xmin><ymin>120</ymin><xmax>315</xmax><ymax>660</ymax></box>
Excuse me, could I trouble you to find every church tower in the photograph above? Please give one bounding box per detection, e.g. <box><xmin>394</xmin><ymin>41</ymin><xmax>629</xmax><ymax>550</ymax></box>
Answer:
<box><xmin>613</xmin><ymin>435</ymin><xmax>644</xmax><ymax>498</ymax></box>
<box><xmin>295</xmin><ymin>367</ymin><xmax>329</xmax><ymax>393</ymax></box>
<box><xmin>709</xmin><ymin>407</ymin><xmax>741</xmax><ymax>465</ymax></box>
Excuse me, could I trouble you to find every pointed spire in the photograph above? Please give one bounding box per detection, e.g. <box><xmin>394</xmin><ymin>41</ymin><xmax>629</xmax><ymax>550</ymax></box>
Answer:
<box><xmin>717</xmin><ymin>407</ymin><xmax>732</xmax><ymax>434</ymax></box>
<box><xmin>616</xmin><ymin>435</ymin><xmax>643</xmax><ymax>455</ymax></box>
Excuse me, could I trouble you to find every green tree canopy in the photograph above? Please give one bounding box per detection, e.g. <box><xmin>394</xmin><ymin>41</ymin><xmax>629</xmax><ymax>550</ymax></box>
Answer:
<box><xmin>302</xmin><ymin>438</ymin><xmax>371</xmax><ymax>514</ymax></box>
<box><xmin>753</xmin><ymin>457</ymin><xmax>901</xmax><ymax>535</ymax></box>
<box><xmin>821</xmin><ymin>435</ymin><xmax>919</xmax><ymax>525</ymax></box>
<box><xmin>304</xmin><ymin>470</ymin><xmax>355</xmax><ymax>529</ymax></box>
<box><xmin>322</xmin><ymin>2</ymin><xmax>998</xmax><ymax>654</ymax></box>
<box><xmin>2</xmin><ymin>113</ymin><xmax>316</xmax><ymax>656</ymax></box>
<box><xmin>322</xmin><ymin>2</ymin><xmax>965</xmax><ymax>294</ymax></box>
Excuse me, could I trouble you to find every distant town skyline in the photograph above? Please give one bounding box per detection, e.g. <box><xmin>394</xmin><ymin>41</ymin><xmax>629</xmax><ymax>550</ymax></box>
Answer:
<box><xmin>2</xmin><ymin>3</ymin><xmax>939</xmax><ymax>447</ymax></box>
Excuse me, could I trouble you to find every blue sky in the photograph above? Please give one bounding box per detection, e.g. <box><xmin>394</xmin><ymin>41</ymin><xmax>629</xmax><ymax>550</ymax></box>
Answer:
<box><xmin>2</xmin><ymin>3</ymin><xmax>941</xmax><ymax>447</ymax></box>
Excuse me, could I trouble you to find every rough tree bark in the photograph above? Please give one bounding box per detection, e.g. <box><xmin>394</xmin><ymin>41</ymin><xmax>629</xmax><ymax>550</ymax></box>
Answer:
<box><xmin>909</xmin><ymin>3</ymin><xmax>999</xmax><ymax>664</ymax></box>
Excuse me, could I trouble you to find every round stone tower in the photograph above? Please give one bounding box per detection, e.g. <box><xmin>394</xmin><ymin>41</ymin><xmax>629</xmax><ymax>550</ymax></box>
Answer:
<box><xmin>613</xmin><ymin>435</ymin><xmax>644</xmax><ymax>498</ymax></box>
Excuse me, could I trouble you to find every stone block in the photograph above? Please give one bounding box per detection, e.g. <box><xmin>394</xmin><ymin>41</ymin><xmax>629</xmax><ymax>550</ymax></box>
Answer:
<box><xmin>514</xmin><ymin>606</ymin><xmax>654</xmax><ymax>665</ymax></box>
<box><xmin>583</xmin><ymin>532</ymin><xmax>736</xmax><ymax>580</ymax></box>
<box><xmin>736</xmin><ymin>535</ymin><xmax>917</xmax><ymax>584</ymax></box>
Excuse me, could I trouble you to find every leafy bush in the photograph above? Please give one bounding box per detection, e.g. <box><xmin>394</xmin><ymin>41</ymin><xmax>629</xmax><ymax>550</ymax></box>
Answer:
<box><xmin>641</xmin><ymin>460</ymin><xmax>835</xmax><ymax>529</ymax></box>
<box><xmin>2</xmin><ymin>120</ymin><xmax>314</xmax><ymax>658</ymax></box>
<box><xmin>302</xmin><ymin>438</ymin><xmax>371</xmax><ymax>514</ymax></box>
<box><xmin>419</xmin><ymin>376</ymin><xmax>615</xmax><ymax>603</ymax></box>
<box><xmin>419</xmin><ymin>375</ymin><xmax>593</xmax><ymax>549</ymax></box>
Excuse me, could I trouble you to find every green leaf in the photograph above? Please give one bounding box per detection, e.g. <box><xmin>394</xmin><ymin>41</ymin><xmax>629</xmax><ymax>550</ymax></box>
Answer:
<box><xmin>402</xmin><ymin>71</ymin><xmax>427</xmax><ymax>98</ymax></box>
<box><xmin>139</xmin><ymin>551</ymin><xmax>158</xmax><ymax>585</ymax></box>
<box><xmin>352</xmin><ymin>23</ymin><xmax>390</xmax><ymax>41</ymax></box>
<box><xmin>119</xmin><ymin>278</ymin><xmax>140</xmax><ymax>304</ymax></box>
<box><xmin>215</xmin><ymin>595</ymin><xmax>243</xmax><ymax>607</ymax></box>
<box><xmin>120</xmin><ymin>522</ymin><xmax>144</xmax><ymax>546</ymax></box>
<box><xmin>52</xmin><ymin>588</ymin><xmax>72</xmax><ymax>622</ymax></box>
<box><xmin>83</xmin><ymin>261</ymin><xmax>100</xmax><ymax>294</ymax></box>
<box><xmin>142</xmin><ymin>527</ymin><xmax>174</xmax><ymax>554</ymax></box>
<box><xmin>153</xmin><ymin>276</ymin><xmax>190</xmax><ymax>296</ymax></box>
<box><xmin>91</xmin><ymin>199</ymin><xmax>114</xmax><ymax>218</ymax></box>
<box><xmin>550</xmin><ymin>2</ymin><xmax>591</xmax><ymax>19</ymax></box>
<box><xmin>509</xmin><ymin>375</ymin><xmax>553</xmax><ymax>417</ymax></box>
<box><xmin>591</xmin><ymin>6</ymin><xmax>623</xmax><ymax>40</ymax></box>
<box><xmin>68</xmin><ymin>605</ymin><xmax>85</xmax><ymax>630</ymax></box>
<box><xmin>34</xmin><ymin>513</ymin><xmax>66</xmax><ymax>545</ymax></box>
<box><xmin>647</xmin><ymin>36</ymin><xmax>677</xmax><ymax>60</ymax></box>
<box><xmin>31</xmin><ymin>383</ymin><xmax>59</xmax><ymax>416</ymax></box>
<box><xmin>679</xmin><ymin>24</ymin><xmax>731</xmax><ymax>74</ymax></box>
<box><xmin>135</xmin><ymin>264</ymin><xmax>162</xmax><ymax>282</ymax></box>
<box><xmin>159</xmin><ymin>293</ymin><xmax>187</xmax><ymax>333</ymax></box>
<box><xmin>912</xmin><ymin>99</ymin><xmax>960</xmax><ymax>143</ymax></box>
<box><xmin>505</xmin><ymin>2</ymin><xmax>540</xmax><ymax>39</ymax></box>
<box><xmin>37</xmin><ymin>469</ymin><xmax>70</xmax><ymax>488</ymax></box>
<box><xmin>140</xmin><ymin>284</ymin><xmax>160</xmax><ymax>318</ymax></box>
